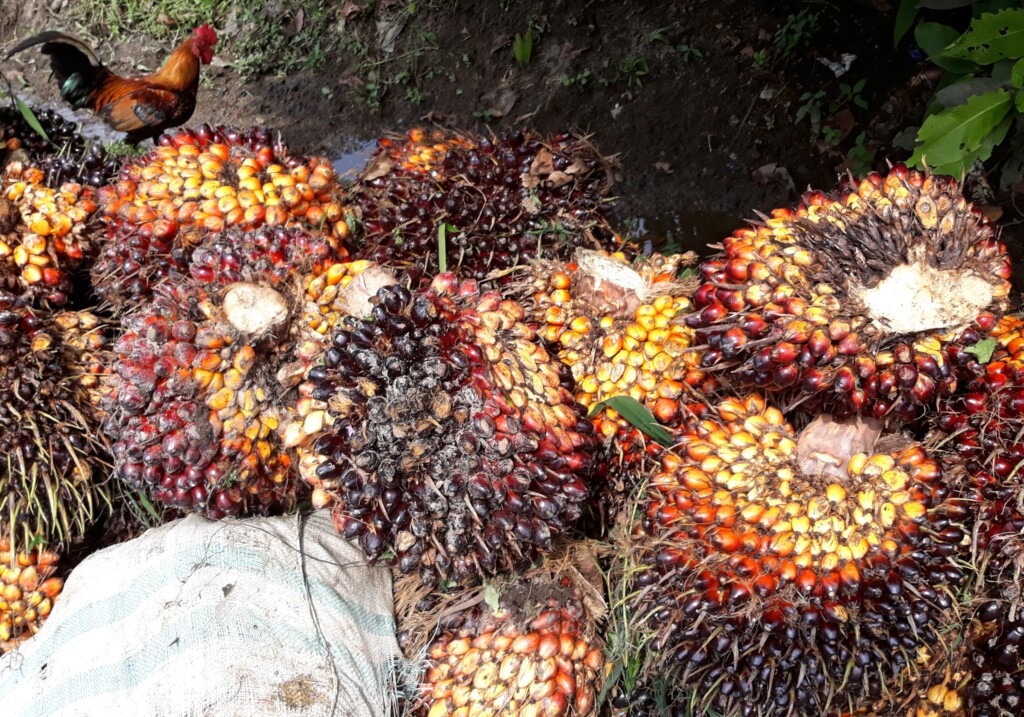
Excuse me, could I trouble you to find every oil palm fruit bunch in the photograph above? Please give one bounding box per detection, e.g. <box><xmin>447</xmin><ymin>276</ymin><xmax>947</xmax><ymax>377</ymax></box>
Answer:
<box><xmin>93</xmin><ymin>123</ymin><xmax>352</xmax><ymax>308</ymax></box>
<box><xmin>0</xmin><ymin>106</ymin><xmax>120</xmax><ymax>187</ymax></box>
<box><xmin>687</xmin><ymin>165</ymin><xmax>1010</xmax><ymax>423</ymax></box>
<box><xmin>0</xmin><ymin>537</ymin><xmax>63</xmax><ymax>653</ymax></box>
<box><xmin>517</xmin><ymin>249</ymin><xmax>707</xmax><ymax>440</ymax></box>
<box><xmin>414</xmin><ymin>556</ymin><xmax>606</xmax><ymax>717</ymax></box>
<box><xmin>934</xmin><ymin>314</ymin><xmax>1024</xmax><ymax>584</ymax></box>
<box><xmin>627</xmin><ymin>393</ymin><xmax>966</xmax><ymax>717</ymax></box>
<box><xmin>0</xmin><ymin>287</ymin><xmax>111</xmax><ymax>548</ymax></box>
<box><xmin>350</xmin><ymin>127</ymin><xmax>619</xmax><ymax>280</ymax></box>
<box><xmin>307</xmin><ymin>273</ymin><xmax>598</xmax><ymax>588</ymax></box>
<box><xmin>100</xmin><ymin>225</ymin><xmax>368</xmax><ymax>517</ymax></box>
<box><xmin>0</xmin><ymin>286</ymin><xmax>110</xmax><ymax>581</ymax></box>
<box><xmin>2</xmin><ymin>160</ymin><xmax>100</xmax><ymax>307</ymax></box>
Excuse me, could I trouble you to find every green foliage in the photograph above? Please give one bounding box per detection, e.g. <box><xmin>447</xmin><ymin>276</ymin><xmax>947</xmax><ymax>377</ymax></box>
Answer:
<box><xmin>65</xmin><ymin>0</ymin><xmax>339</xmax><ymax>76</ymax></box>
<box><xmin>513</xmin><ymin>28</ymin><xmax>534</xmax><ymax>67</ymax></box>
<box><xmin>795</xmin><ymin>89</ymin><xmax>826</xmax><ymax>140</ymax></box>
<box><xmin>966</xmin><ymin>337</ymin><xmax>998</xmax><ymax>363</ymax></box>
<box><xmin>587</xmin><ymin>396</ymin><xmax>674</xmax><ymax>447</ymax></box>
<box><xmin>904</xmin><ymin>8</ymin><xmax>1024</xmax><ymax>181</ymax></box>
<box><xmin>909</xmin><ymin>90</ymin><xmax>1013</xmax><ymax>175</ymax></box>
<box><xmin>773</xmin><ymin>9</ymin><xmax>819</xmax><ymax>63</ymax></box>
<box><xmin>15</xmin><ymin>97</ymin><xmax>49</xmax><ymax>143</ymax></box>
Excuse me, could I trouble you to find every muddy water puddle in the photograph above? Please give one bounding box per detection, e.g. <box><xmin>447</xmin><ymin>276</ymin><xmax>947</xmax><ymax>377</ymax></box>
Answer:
<box><xmin>331</xmin><ymin>138</ymin><xmax>377</xmax><ymax>180</ymax></box>
<box><xmin>624</xmin><ymin>210</ymin><xmax>739</xmax><ymax>258</ymax></box>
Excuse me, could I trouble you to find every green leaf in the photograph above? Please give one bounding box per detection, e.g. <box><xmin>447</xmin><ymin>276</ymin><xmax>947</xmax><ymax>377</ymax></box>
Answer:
<box><xmin>483</xmin><ymin>583</ymin><xmax>500</xmax><ymax>613</ymax></box>
<box><xmin>966</xmin><ymin>338</ymin><xmax>998</xmax><ymax>363</ymax></box>
<box><xmin>939</xmin><ymin>9</ymin><xmax>1024</xmax><ymax>64</ymax></box>
<box><xmin>992</xmin><ymin>58</ymin><xmax>1016</xmax><ymax>82</ymax></box>
<box><xmin>15</xmin><ymin>98</ymin><xmax>49</xmax><ymax>144</ymax></box>
<box><xmin>587</xmin><ymin>395</ymin><xmax>675</xmax><ymax>447</ymax></box>
<box><xmin>1015</xmin><ymin>90</ymin><xmax>1024</xmax><ymax>112</ymax></box>
<box><xmin>1012</xmin><ymin>57</ymin><xmax>1024</xmax><ymax>88</ymax></box>
<box><xmin>916</xmin><ymin>22</ymin><xmax>980</xmax><ymax>73</ymax></box>
<box><xmin>894</xmin><ymin>0</ymin><xmax>919</xmax><ymax>46</ymax></box>
<box><xmin>909</xmin><ymin>89</ymin><xmax>1013</xmax><ymax>175</ymax></box>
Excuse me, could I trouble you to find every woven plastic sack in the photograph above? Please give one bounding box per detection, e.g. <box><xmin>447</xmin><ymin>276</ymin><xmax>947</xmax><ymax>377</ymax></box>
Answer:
<box><xmin>0</xmin><ymin>511</ymin><xmax>405</xmax><ymax>717</ymax></box>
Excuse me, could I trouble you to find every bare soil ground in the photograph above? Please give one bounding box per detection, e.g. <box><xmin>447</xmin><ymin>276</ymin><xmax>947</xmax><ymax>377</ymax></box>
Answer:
<box><xmin>1</xmin><ymin>0</ymin><xmax>962</xmax><ymax>254</ymax></box>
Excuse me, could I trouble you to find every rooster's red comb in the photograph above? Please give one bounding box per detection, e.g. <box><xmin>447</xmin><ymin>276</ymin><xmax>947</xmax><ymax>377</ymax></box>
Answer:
<box><xmin>193</xmin><ymin>23</ymin><xmax>218</xmax><ymax>47</ymax></box>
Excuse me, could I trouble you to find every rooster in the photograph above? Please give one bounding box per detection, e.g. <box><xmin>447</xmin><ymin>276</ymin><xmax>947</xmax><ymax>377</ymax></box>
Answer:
<box><xmin>5</xmin><ymin>24</ymin><xmax>218</xmax><ymax>144</ymax></box>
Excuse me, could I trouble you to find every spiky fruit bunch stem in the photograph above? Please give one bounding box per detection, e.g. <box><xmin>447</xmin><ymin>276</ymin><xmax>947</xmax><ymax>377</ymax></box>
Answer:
<box><xmin>0</xmin><ymin>538</ymin><xmax>62</xmax><ymax>653</ymax></box>
<box><xmin>688</xmin><ymin>165</ymin><xmax>1010</xmax><ymax>423</ymax></box>
<box><xmin>628</xmin><ymin>393</ymin><xmax>966</xmax><ymax>716</ymax></box>
<box><xmin>351</xmin><ymin>128</ymin><xmax>620</xmax><ymax>279</ymax></box>
<box><xmin>94</xmin><ymin>124</ymin><xmax>351</xmax><ymax>307</ymax></box>
<box><xmin>2</xmin><ymin>161</ymin><xmax>100</xmax><ymax>307</ymax></box>
<box><xmin>308</xmin><ymin>274</ymin><xmax>598</xmax><ymax>588</ymax></box>
<box><xmin>415</xmin><ymin>560</ymin><xmax>606</xmax><ymax>717</ymax></box>
<box><xmin>0</xmin><ymin>288</ymin><xmax>111</xmax><ymax>553</ymax></box>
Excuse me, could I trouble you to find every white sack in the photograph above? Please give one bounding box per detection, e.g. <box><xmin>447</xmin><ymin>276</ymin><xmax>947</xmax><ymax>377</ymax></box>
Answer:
<box><xmin>0</xmin><ymin>510</ymin><xmax>405</xmax><ymax>717</ymax></box>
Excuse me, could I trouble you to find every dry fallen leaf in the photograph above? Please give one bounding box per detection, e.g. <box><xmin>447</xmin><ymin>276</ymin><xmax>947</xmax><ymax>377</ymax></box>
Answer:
<box><xmin>479</xmin><ymin>86</ymin><xmax>518</xmax><ymax>119</ymax></box>
<box><xmin>979</xmin><ymin>205</ymin><xmax>1003</xmax><ymax>223</ymax></box>
<box><xmin>530</xmin><ymin>148</ymin><xmax>555</xmax><ymax>176</ymax></box>
<box><xmin>338</xmin><ymin>1</ymin><xmax>361</xmax><ymax>20</ymax></box>
<box><xmin>362</xmin><ymin>156</ymin><xmax>394</xmax><ymax>182</ymax></box>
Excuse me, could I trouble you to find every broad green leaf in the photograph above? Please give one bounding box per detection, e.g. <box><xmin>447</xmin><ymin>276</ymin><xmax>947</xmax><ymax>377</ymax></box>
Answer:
<box><xmin>935</xmin><ymin>77</ymin><xmax>1007</xmax><ymax>108</ymax></box>
<box><xmin>1016</xmin><ymin>90</ymin><xmax>1024</xmax><ymax>112</ymax></box>
<box><xmin>894</xmin><ymin>0</ymin><xmax>918</xmax><ymax>46</ymax></box>
<box><xmin>972</xmin><ymin>111</ymin><xmax>1014</xmax><ymax>167</ymax></box>
<box><xmin>992</xmin><ymin>58</ymin><xmax>1016</xmax><ymax>82</ymax></box>
<box><xmin>1012</xmin><ymin>57</ymin><xmax>1024</xmax><ymax>88</ymax></box>
<box><xmin>939</xmin><ymin>9</ymin><xmax>1024</xmax><ymax>64</ymax></box>
<box><xmin>909</xmin><ymin>89</ymin><xmax>1013</xmax><ymax>175</ymax></box>
<box><xmin>915</xmin><ymin>22</ymin><xmax>980</xmax><ymax>73</ymax></box>
<box><xmin>16</xmin><ymin>97</ymin><xmax>49</xmax><ymax>143</ymax></box>
<box><xmin>587</xmin><ymin>395</ymin><xmax>674</xmax><ymax>447</ymax></box>
<box><xmin>966</xmin><ymin>338</ymin><xmax>998</xmax><ymax>363</ymax></box>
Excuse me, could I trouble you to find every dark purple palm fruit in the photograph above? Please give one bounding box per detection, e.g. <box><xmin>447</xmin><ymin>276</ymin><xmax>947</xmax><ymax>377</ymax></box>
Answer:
<box><xmin>306</xmin><ymin>273</ymin><xmax>599</xmax><ymax>589</ymax></box>
<box><xmin>349</xmin><ymin>127</ymin><xmax>623</xmax><ymax>281</ymax></box>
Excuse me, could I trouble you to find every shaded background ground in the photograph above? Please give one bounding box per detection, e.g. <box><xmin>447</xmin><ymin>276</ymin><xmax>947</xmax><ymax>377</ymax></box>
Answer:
<box><xmin>0</xmin><ymin>0</ymin><xmax>1019</xmax><ymax>254</ymax></box>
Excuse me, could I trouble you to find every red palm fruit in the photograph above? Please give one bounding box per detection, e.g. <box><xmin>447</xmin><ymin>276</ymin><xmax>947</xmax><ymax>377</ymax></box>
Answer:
<box><xmin>410</xmin><ymin>553</ymin><xmax>606</xmax><ymax>717</ymax></box>
<box><xmin>306</xmin><ymin>275</ymin><xmax>599</xmax><ymax>588</ymax></box>
<box><xmin>0</xmin><ymin>537</ymin><xmax>63</xmax><ymax>653</ymax></box>
<box><xmin>688</xmin><ymin>166</ymin><xmax>1010</xmax><ymax>424</ymax></box>
<box><xmin>627</xmin><ymin>393</ymin><xmax>965</xmax><ymax>717</ymax></box>
<box><xmin>350</xmin><ymin>128</ymin><xmax>623</xmax><ymax>281</ymax></box>
<box><xmin>93</xmin><ymin>124</ymin><xmax>352</xmax><ymax>309</ymax></box>
<box><xmin>1</xmin><ymin>161</ymin><xmax>100</xmax><ymax>307</ymax></box>
<box><xmin>934</xmin><ymin>314</ymin><xmax>1024</xmax><ymax>584</ymax></box>
<box><xmin>0</xmin><ymin>285</ymin><xmax>111</xmax><ymax>554</ymax></box>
